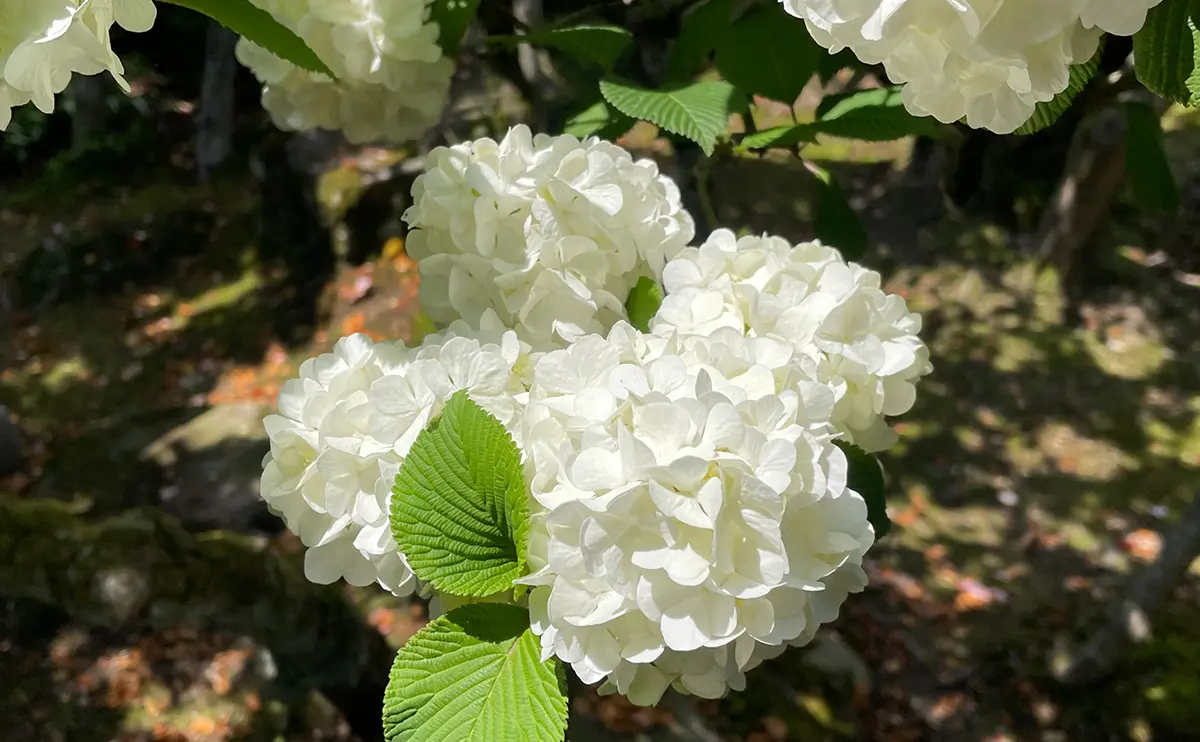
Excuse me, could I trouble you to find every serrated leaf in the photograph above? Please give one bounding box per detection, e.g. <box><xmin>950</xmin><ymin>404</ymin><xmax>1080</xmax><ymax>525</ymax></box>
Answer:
<box><xmin>1134</xmin><ymin>0</ymin><xmax>1200</xmax><ymax>106</ymax></box>
<box><xmin>1124</xmin><ymin>101</ymin><xmax>1180</xmax><ymax>212</ymax></box>
<box><xmin>429</xmin><ymin>0</ymin><xmax>483</xmax><ymax>57</ymax></box>
<box><xmin>390</xmin><ymin>391</ymin><xmax>529</xmax><ymax>597</ymax></box>
<box><xmin>666</xmin><ymin>0</ymin><xmax>743</xmax><ymax>82</ymax></box>
<box><xmin>625</xmin><ymin>276</ymin><xmax>663</xmax><ymax>332</ymax></box>
<box><xmin>834</xmin><ymin>441</ymin><xmax>890</xmax><ymax>538</ymax></box>
<box><xmin>516</xmin><ymin>24</ymin><xmax>632</xmax><ymax>70</ymax></box>
<box><xmin>738</xmin><ymin>123</ymin><xmax>817</xmax><ymax>150</ymax></box>
<box><xmin>807</xmin><ymin>161</ymin><xmax>868</xmax><ymax>260</ymax></box>
<box><xmin>714</xmin><ymin>4</ymin><xmax>821</xmax><ymax>104</ymax></box>
<box><xmin>741</xmin><ymin>87</ymin><xmax>941</xmax><ymax>150</ymax></box>
<box><xmin>562</xmin><ymin>100</ymin><xmax>635</xmax><ymax>139</ymax></box>
<box><xmin>1014</xmin><ymin>44</ymin><xmax>1102</xmax><ymax>135</ymax></box>
<box><xmin>813</xmin><ymin>86</ymin><xmax>943</xmax><ymax>141</ymax></box>
<box><xmin>383</xmin><ymin>604</ymin><xmax>568</xmax><ymax>742</ymax></box>
<box><xmin>161</xmin><ymin>0</ymin><xmax>333</xmax><ymax>77</ymax></box>
<box><xmin>600</xmin><ymin>78</ymin><xmax>740</xmax><ymax>155</ymax></box>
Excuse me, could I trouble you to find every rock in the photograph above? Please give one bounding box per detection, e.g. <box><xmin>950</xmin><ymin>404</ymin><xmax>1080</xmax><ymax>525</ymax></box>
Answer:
<box><xmin>141</xmin><ymin>403</ymin><xmax>274</xmax><ymax>532</ymax></box>
<box><xmin>0</xmin><ymin>405</ymin><xmax>22</xmax><ymax>478</ymax></box>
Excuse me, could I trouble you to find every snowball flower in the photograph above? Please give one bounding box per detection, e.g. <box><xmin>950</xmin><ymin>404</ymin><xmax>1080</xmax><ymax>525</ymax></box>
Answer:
<box><xmin>518</xmin><ymin>323</ymin><xmax>875</xmax><ymax>705</ymax></box>
<box><xmin>651</xmin><ymin>229</ymin><xmax>931</xmax><ymax>452</ymax></box>
<box><xmin>259</xmin><ymin>313</ymin><xmax>532</xmax><ymax>595</ymax></box>
<box><xmin>404</xmin><ymin>125</ymin><xmax>696</xmax><ymax>350</ymax></box>
<box><xmin>235</xmin><ymin>0</ymin><xmax>452</xmax><ymax>143</ymax></box>
<box><xmin>0</xmin><ymin>0</ymin><xmax>157</xmax><ymax>130</ymax></box>
<box><xmin>779</xmin><ymin>0</ymin><xmax>1162</xmax><ymax>133</ymax></box>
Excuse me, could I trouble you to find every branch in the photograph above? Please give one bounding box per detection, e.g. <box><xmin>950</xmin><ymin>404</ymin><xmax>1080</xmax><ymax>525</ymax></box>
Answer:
<box><xmin>1054</xmin><ymin>489</ymin><xmax>1200</xmax><ymax>684</ymax></box>
<box><xmin>0</xmin><ymin>498</ymin><xmax>391</xmax><ymax>741</ymax></box>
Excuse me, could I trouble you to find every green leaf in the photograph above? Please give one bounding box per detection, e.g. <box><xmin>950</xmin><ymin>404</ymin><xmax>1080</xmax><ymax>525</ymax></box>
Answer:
<box><xmin>813</xmin><ymin>86</ymin><xmax>942</xmax><ymax>141</ymax></box>
<box><xmin>625</xmin><ymin>277</ymin><xmax>663</xmax><ymax>333</ymax></box>
<box><xmin>516</xmin><ymin>24</ymin><xmax>632</xmax><ymax>71</ymax></box>
<box><xmin>383</xmin><ymin>604</ymin><xmax>568</xmax><ymax>742</ymax></box>
<box><xmin>1123</xmin><ymin>101</ymin><xmax>1180</xmax><ymax>213</ymax></box>
<box><xmin>834</xmin><ymin>441</ymin><xmax>890</xmax><ymax>539</ymax></box>
<box><xmin>600</xmin><ymin>77</ymin><xmax>741</xmax><ymax>155</ymax></box>
<box><xmin>160</xmin><ymin>0</ymin><xmax>333</xmax><ymax>77</ymax></box>
<box><xmin>740</xmin><ymin>87</ymin><xmax>942</xmax><ymax>149</ymax></box>
<box><xmin>390</xmin><ymin>391</ymin><xmax>529</xmax><ymax>597</ymax></box>
<box><xmin>562</xmin><ymin>100</ymin><xmax>635</xmax><ymax>140</ymax></box>
<box><xmin>738</xmin><ymin>123</ymin><xmax>817</xmax><ymax>150</ymax></box>
<box><xmin>807</xmin><ymin>161</ymin><xmax>868</xmax><ymax>260</ymax></box>
<box><xmin>429</xmin><ymin>0</ymin><xmax>483</xmax><ymax>57</ymax></box>
<box><xmin>714</xmin><ymin>4</ymin><xmax>821</xmax><ymax>104</ymax></box>
<box><xmin>1014</xmin><ymin>44</ymin><xmax>1102</xmax><ymax>135</ymax></box>
<box><xmin>1133</xmin><ymin>0</ymin><xmax>1200</xmax><ymax>106</ymax></box>
<box><xmin>666</xmin><ymin>0</ymin><xmax>743</xmax><ymax>82</ymax></box>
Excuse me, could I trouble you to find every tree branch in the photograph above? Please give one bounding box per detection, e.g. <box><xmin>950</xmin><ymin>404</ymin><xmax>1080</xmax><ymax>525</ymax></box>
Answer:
<box><xmin>1055</xmin><ymin>489</ymin><xmax>1200</xmax><ymax>684</ymax></box>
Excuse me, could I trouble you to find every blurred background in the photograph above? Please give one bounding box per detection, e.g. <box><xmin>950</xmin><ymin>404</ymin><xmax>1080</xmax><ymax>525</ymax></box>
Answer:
<box><xmin>2</xmin><ymin>4</ymin><xmax>1200</xmax><ymax>741</ymax></box>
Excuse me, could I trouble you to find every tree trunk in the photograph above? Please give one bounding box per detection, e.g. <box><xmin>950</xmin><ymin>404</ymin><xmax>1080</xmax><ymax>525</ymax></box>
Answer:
<box><xmin>513</xmin><ymin>0</ymin><xmax>554</xmax><ymax>132</ymax></box>
<box><xmin>195</xmin><ymin>22</ymin><xmax>239</xmax><ymax>181</ymax></box>
<box><xmin>0</xmin><ymin>498</ymin><xmax>390</xmax><ymax>741</ymax></box>
<box><xmin>68</xmin><ymin>75</ymin><xmax>108</xmax><ymax>154</ymax></box>
<box><xmin>1033</xmin><ymin>107</ymin><xmax>1127</xmax><ymax>286</ymax></box>
<box><xmin>1055</xmin><ymin>490</ymin><xmax>1200</xmax><ymax>684</ymax></box>
<box><xmin>1033</xmin><ymin>89</ymin><xmax>1170</xmax><ymax>300</ymax></box>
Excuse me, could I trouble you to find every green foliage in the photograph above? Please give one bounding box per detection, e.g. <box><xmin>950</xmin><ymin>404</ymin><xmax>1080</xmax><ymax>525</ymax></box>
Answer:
<box><xmin>514</xmin><ymin>24</ymin><xmax>633</xmax><ymax>70</ymax></box>
<box><xmin>807</xmin><ymin>162</ymin><xmax>869</xmax><ymax>261</ymax></box>
<box><xmin>666</xmin><ymin>0</ymin><xmax>743</xmax><ymax>82</ymax></box>
<box><xmin>160</xmin><ymin>0</ymin><xmax>333</xmax><ymax>77</ymax></box>
<box><xmin>625</xmin><ymin>277</ymin><xmax>664</xmax><ymax>332</ymax></box>
<box><xmin>600</xmin><ymin>78</ymin><xmax>742</xmax><ymax>155</ymax></box>
<box><xmin>1134</xmin><ymin>0</ymin><xmax>1200</xmax><ymax>106</ymax></box>
<box><xmin>714</xmin><ymin>4</ymin><xmax>821</xmax><ymax>104</ymax></box>
<box><xmin>390</xmin><ymin>391</ymin><xmax>529</xmax><ymax>597</ymax></box>
<box><xmin>382</xmin><ymin>604</ymin><xmax>568</xmax><ymax>742</ymax></box>
<box><xmin>740</xmin><ymin>87</ymin><xmax>940</xmax><ymax>150</ymax></box>
<box><xmin>429</xmin><ymin>0</ymin><xmax>483</xmax><ymax>56</ymax></box>
<box><xmin>1014</xmin><ymin>45</ymin><xmax>1102</xmax><ymax>135</ymax></box>
<box><xmin>562</xmin><ymin>100</ymin><xmax>634</xmax><ymax>139</ymax></box>
<box><xmin>813</xmin><ymin>86</ymin><xmax>943</xmax><ymax>140</ymax></box>
<box><xmin>834</xmin><ymin>440</ymin><xmax>891</xmax><ymax>538</ymax></box>
<box><xmin>738</xmin><ymin>125</ymin><xmax>817</xmax><ymax>150</ymax></box>
<box><xmin>1123</xmin><ymin>102</ymin><xmax>1180</xmax><ymax>212</ymax></box>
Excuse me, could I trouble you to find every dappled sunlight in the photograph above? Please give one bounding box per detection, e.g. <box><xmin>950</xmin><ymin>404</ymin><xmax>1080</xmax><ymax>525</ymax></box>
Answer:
<box><xmin>4</xmin><ymin>36</ymin><xmax>1200</xmax><ymax>739</ymax></box>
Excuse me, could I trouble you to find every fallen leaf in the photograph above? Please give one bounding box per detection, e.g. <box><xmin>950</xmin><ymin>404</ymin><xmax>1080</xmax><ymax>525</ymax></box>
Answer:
<box><xmin>1123</xmin><ymin>529</ymin><xmax>1162</xmax><ymax>562</ymax></box>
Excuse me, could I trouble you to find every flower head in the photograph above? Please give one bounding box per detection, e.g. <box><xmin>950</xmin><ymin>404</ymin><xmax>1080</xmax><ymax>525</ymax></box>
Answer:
<box><xmin>779</xmin><ymin>0</ymin><xmax>1162</xmax><ymax>133</ymax></box>
<box><xmin>235</xmin><ymin>0</ymin><xmax>451</xmax><ymax>143</ymax></box>
<box><xmin>519</xmin><ymin>323</ymin><xmax>875</xmax><ymax>704</ymax></box>
<box><xmin>0</xmin><ymin>0</ymin><xmax>157</xmax><ymax>129</ymax></box>
<box><xmin>652</xmin><ymin>229</ymin><xmax>931</xmax><ymax>452</ymax></box>
<box><xmin>260</xmin><ymin>314</ymin><xmax>531</xmax><ymax>595</ymax></box>
<box><xmin>404</xmin><ymin>125</ymin><xmax>696</xmax><ymax>349</ymax></box>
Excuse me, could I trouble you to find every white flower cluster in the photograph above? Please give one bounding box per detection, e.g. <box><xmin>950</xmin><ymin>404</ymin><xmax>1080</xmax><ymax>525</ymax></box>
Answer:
<box><xmin>260</xmin><ymin>312</ymin><xmax>532</xmax><ymax>595</ymax></box>
<box><xmin>0</xmin><ymin>0</ymin><xmax>156</xmax><ymax>130</ymax></box>
<box><xmin>265</xmin><ymin>128</ymin><xmax>931</xmax><ymax>707</ymax></box>
<box><xmin>779</xmin><ymin>0</ymin><xmax>1162</xmax><ymax>133</ymax></box>
<box><xmin>235</xmin><ymin>0</ymin><xmax>452</xmax><ymax>144</ymax></box>
<box><xmin>517</xmin><ymin>324</ymin><xmax>875</xmax><ymax>705</ymax></box>
<box><xmin>404</xmin><ymin>125</ymin><xmax>695</xmax><ymax>350</ymax></box>
<box><xmin>652</xmin><ymin>229</ymin><xmax>931</xmax><ymax>452</ymax></box>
